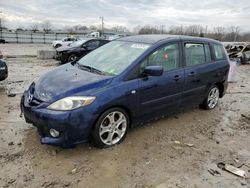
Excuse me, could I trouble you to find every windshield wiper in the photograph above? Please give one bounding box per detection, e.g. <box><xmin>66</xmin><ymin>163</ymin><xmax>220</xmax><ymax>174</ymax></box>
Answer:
<box><xmin>76</xmin><ymin>63</ymin><xmax>107</xmax><ymax>75</ymax></box>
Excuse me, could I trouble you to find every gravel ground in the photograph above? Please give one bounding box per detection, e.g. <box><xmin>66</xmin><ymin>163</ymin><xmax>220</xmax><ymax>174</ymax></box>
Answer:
<box><xmin>0</xmin><ymin>44</ymin><xmax>250</xmax><ymax>188</ymax></box>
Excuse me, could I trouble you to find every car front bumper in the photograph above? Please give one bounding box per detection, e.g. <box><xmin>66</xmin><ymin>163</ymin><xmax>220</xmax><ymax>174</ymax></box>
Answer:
<box><xmin>0</xmin><ymin>63</ymin><xmax>8</xmax><ymax>81</ymax></box>
<box><xmin>21</xmin><ymin>91</ymin><xmax>98</xmax><ymax>147</ymax></box>
<box><xmin>55</xmin><ymin>52</ymin><xmax>68</xmax><ymax>63</ymax></box>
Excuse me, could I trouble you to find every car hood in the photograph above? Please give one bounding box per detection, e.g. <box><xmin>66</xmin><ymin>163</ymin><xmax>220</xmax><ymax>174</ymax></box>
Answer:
<box><xmin>52</xmin><ymin>40</ymin><xmax>61</xmax><ymax>44</ymax></box>
<box><xmin>33</xmin><ymin>63</ymin><xmax>113</xmax><ymax>102</ymax></box>
<box><xmin>56</xmin><ymin>46</ymin><xmax>79</xmax><ymax>52</ymax></box>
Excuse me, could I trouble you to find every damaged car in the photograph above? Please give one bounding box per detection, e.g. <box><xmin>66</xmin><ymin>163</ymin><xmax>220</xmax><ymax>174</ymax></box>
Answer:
<box><xmin>21</xmin><ymin>35</ymin><xmax>229</xmax><ymax>148</ymax></box>
<box><xmin>225</xmin><ymin>43</ymin><xmax>250</xmax><ymax>64</ymax></box>
<box><xmin>56</xmin><ymin>38</ymin><xmax>109</xmax><ymax>63</ymax></box>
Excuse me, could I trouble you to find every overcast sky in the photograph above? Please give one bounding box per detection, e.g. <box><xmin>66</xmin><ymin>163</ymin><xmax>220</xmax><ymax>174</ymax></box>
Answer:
<box><xmin>1</xmin><ymin>0</ymin><xmax>250</xmax><ymax>31</ymax></box>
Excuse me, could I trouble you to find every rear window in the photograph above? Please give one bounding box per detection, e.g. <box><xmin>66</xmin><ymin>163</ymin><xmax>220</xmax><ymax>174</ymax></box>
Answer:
<box><xmin>213</xmin><ymin>44</ymin><xmax>226</xmax><ymax>60</ymax></box>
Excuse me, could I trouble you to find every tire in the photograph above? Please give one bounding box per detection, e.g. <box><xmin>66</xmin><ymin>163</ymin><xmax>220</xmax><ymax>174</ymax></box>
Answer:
<box><xmin>92</xmin><ymin>108</ymin><xmax>129</xmax><ymax>148</ymax></box>
<box><xmin>68</xmin><ymin>54</ymin><xmax>79</xmax><ymax>62</ymax></box>
<box><xmin>55</xmin><ymin>44</ymin><xmax>62</xmax><ymax>48</ymax></box>
<box><xmin>200</xmin><ymin>85</ymin><xmax>220</xmax><ymax>110</ymax></box>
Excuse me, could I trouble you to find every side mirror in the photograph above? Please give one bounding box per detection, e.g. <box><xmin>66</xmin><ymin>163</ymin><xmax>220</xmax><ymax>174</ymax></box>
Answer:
<box><xmin>143</xmin><ymin>66</ymin><xmax>163</xmax><ymax>77</ymax></box>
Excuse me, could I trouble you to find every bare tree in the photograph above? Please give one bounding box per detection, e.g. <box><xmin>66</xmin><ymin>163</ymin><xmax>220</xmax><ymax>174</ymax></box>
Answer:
<box><xmin>230</xmin><ymin>26</ymin><xmax>241</xmax><ymax>42</ymax></box>
<box><xmin>89</xmin><ymin>25</ymin><xmax>98</xmax><ymax>30</ymax></box>
<box><xmin>111</xmin><ymin>25</ymin><xmax>129</xmax><ymax>33</ymax></box>
<box><xmin>168</xmin><ymin>25</ymin><xmax>184</xmax><ymax>35</ymax></box>
<box><xmin>41</xmin><ymin>20</ymin><xmax>52</xmax><ymax>33</ymax></box>
<box><xmin>212</xmin><ymin>26</ymin><xmax>225</xmax><ymax>41</ymax></box>
<box><xmin>133</xmin><ymin>25</ymin><xmax>141</xmax><ymax>34</ymax></box>
<box><xmin>30</xmin><ymin>23</ymin><xmax>39</xmax><ymax>33</ymax></box>
<box><xmin>184</xmin><ymin>25</ymin><xmax>204</xmax><ymax>36</ymax></box>
<box><xmin>138</xmin><ymin>25</ymin><xmax>161</xmax><ymax>34</ymax></box>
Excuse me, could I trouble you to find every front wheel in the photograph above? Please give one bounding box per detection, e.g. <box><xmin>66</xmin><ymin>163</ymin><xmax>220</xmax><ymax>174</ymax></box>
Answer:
<box><xmin>68</xmin><ymin>54</ymin><xmax>79</xmax><ymax>62</ymax></box>
<box><xmin>92</xmin><ymin>108</ymin><xmax>129</xmax><ymax>148</ymax></box>
<box><xmin>55</xmin><ymin>44</ymin><xmax>62</xmax><ymax>48</ymax></box>
<box><xmin>200</xmin><ymin>85</ymin><xmax>220</xmax><ymax>110</ymax></box>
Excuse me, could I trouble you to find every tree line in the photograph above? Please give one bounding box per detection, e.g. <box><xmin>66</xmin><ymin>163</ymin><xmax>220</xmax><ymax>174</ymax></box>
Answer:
<box><xmin>135</xmin><ymin>25</ymin><xmax>250</xmax><ymax>42</ymax></box>
<box><xmin>2</xmin><ymin>18</ymin><xmax>250</xmax><ymax>41</ymax></box>
<box><xmin>24</xmin><ymin>23</ymin><xmax>250</xmax><ymax>41</ymax></box>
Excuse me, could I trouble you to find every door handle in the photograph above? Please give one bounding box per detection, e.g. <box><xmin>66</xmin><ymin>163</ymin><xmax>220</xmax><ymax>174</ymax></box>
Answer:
<box><xmin>188</xmin><ymin>72</ymin><xmax>196</xmax><ymax>77</ymax></box>
<box><xmin>173</xmin><ymin>75</ymin><xmax>182</xmax><ymax>81</ymax></box>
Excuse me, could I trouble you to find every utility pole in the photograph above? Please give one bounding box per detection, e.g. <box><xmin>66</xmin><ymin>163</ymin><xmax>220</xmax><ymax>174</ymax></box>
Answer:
<box><xmin>160</xmin><ymin>25</ymin><xmax>165</xmax><ymax>34</ymax></box>
<box><xmin>0</xmin><ymin>11</ymin><xmax>2</xmax><ymax>39</ymax></box>
<box><xmin>100</xmin><ymin>16</ymin><xmax>104</xmax><ymax>37</ymax></box>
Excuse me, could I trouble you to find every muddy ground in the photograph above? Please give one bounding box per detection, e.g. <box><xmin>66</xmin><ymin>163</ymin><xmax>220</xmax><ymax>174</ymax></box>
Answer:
<box><xmin>0</xmin><ymin>44</ymin><xmax>250</xmax><ymax>188</ymax></box>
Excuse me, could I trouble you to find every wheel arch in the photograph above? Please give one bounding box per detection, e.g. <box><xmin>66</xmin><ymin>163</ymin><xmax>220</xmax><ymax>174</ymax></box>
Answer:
<box><xmin>91</xmin><ymin>105</ymin><xmax>133</xmax><ymax>130</ymax></box>
<box><xmin>214</xmin><ymin>82</ymin><xmax>224</xmax><ymax>98</ymax></box>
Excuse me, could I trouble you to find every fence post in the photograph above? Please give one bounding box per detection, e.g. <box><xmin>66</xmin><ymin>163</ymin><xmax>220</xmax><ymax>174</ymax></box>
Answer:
<box><xmin>16</xmin><ymin>31</ymin><xmax>18</xmax><ymax>43</ymax></box>
<box><xmin>55</xmin><ymin>33</ymin><xmax>58</xmax><ymax>40</ymax></box>
<box><xmin>31</xmin><ymin>32</ymin><xmax>33</xmax><ymax>43</ymax></box>
<box><xmin>43</xmin><ymin>32</ymin><xmax>45</xmax><ymax>44</ymax></box>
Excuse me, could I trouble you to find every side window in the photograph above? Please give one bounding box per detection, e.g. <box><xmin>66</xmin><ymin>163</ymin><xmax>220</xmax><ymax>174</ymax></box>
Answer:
<box><xmin>185</xmin><ymin>43</ymin><xmax>206</xmax><ymax>66</ymax></box>
<box><xmin>86</xmin><ymin>41</ymin><xmax>100</xmax><ymax>50</ymax></box>
<box><xmin>140</xmin><ymin>43</ymin><xmax>179</xmax><ymax>72</ymax></box>
<box><xmin>213</xmin><ymin>44</ymin><xmax>226</xmax><ymax>60</ymax></box>
<box><xmin>100</xmin><ymin>40</ymin><xmax>109</xmax><ymax>46</ymax></box>
<box><xmin>204</xmin><ymin>44</ymin><xmax>212</xmax><ymax>63</ymax></box>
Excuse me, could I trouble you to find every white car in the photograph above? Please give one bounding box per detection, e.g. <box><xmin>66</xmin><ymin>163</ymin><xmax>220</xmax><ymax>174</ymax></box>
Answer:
<box><xmin>52</xmin><ymin>37</ymin><xmax>79</xmax><ymax>48</ymax></box>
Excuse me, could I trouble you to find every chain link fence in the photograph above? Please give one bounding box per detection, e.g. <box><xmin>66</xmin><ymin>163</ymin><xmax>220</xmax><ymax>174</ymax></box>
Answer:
<box><xmin>0</xmin><ymin>31</ymin><xmax>87</xmax><ymax>43</ymax></box>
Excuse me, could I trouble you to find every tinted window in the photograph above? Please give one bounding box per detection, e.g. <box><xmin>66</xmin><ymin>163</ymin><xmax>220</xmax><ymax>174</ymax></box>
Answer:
<box><xmin>65</xmin><ymin>38</ymin><xmax>75</xmax><ymax>41</ymax></box>
<box><xmin>213</xmin><ymin>44</ymin><xmax>226</xmax><ymax>60</ymax></box>
<box><xmin>86</xmin><ymin>41</ymin><xmax>100</xmax><ymax>49</ymax></box>
<box><xmin>185</xmin><ymin>43</ymin><xmax>206</xmax><ymax>66</ymax></box>
<box><xmin>100</xmin><ymin>40</ymin><xmax>109</xmax><ymax>46</ymax></box>
<box><xmin>141</xmin><ymin>43</ymin><xmax>179</xmax><ymax>72</ymax></box>
<box><xmin>204</xmin><ymin>44</ymin><xmax>212</xmax><ymax>63</ymax></box>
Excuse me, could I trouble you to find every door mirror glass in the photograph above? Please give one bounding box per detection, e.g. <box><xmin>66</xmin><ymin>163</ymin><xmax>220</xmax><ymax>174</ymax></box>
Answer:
<box><xmin>143</xmin><ymin>66</ymin><xmax>163</xmax><ymax>77</ymax></box>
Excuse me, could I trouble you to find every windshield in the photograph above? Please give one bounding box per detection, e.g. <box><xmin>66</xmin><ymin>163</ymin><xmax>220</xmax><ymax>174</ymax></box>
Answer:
<box><xmin>77</xmin><ymin>41</ymin><xmax>151</xmax><ymax>75</ymax></box>
<box><xmin>69</xmin><ymin>39</ymin><xmax>87</xmax><ymax>47</ymax></box>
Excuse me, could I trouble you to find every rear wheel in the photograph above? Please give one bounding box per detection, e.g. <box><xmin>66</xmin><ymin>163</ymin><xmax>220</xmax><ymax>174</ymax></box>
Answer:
<box><xmin>200</xmin><ymin>85</ymin><xmax>220</xmax><ymax>110</ymax></box>
<box><xmin>92</xmin><ymin>108</ymin><xmax>129</xmax><ymax>148</ymax></box>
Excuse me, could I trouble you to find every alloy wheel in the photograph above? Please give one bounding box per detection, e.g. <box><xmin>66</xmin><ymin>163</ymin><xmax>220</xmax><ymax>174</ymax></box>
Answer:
<box><xmin>207</xmin><ymin>87</ymin><xmax>219</xmax><ymax>109</ymax></box>
<box><xmin>99</xmin><ymin>111</ymin><xmax>127</xmax><ymax>145</ymax></box>
<box><xmin>68</xmin><ymin>54</ymin><xmax>78</xmax><ymax>62</ymax></box>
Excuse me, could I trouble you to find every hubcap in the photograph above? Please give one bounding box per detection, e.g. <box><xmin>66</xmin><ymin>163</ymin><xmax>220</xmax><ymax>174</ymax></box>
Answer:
<box><xmin>99</xmin><ymin>111</ymin><xmax>127</xmax><ymax>145</ymax></box>
<box><xmin>207</xmin><ymin>87</ymin><xmax>219</xmax><ymax>109</ymax></box>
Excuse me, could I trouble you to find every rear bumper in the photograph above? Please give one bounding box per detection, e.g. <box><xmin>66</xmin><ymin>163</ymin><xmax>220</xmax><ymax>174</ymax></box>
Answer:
<box><xmin>21</xmin><ymin>91</ymin><xmax>97</xmax><ymax>147</ymax></box>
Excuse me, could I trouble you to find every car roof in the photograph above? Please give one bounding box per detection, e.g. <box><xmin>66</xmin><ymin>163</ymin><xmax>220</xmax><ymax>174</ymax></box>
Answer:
<box><xmin>117</xmin><ymin>34</ymin><xmax>220</xmax><ymax>45</ymax></box>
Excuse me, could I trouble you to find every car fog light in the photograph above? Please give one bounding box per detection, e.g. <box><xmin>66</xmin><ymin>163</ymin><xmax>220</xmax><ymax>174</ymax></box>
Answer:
<box><xmin>49</xmin><ymin>129</ymin><xmax>59</xmax><ymax>138</ymax></box>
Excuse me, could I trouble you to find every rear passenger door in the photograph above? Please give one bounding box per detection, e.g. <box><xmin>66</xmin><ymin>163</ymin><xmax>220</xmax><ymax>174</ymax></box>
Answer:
<box><xmin>182</xmin><ymin>42</ymin><xmax>213</xmax><ymax>107</ymax></box>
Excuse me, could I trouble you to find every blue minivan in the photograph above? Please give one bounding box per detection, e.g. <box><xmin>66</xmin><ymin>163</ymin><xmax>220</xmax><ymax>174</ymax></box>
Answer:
<box><xmin>21</xmin><ymin>35</ymin><xmax>229</xmax><ymax>148</ymax></box>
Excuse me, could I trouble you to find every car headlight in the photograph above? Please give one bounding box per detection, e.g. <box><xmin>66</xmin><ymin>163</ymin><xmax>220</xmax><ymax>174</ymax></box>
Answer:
<box><xmin>47</xmin><ymin>96</ymin><xmax>96</xmax><ymax>111</ymax></box>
